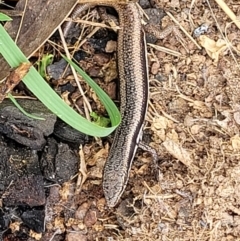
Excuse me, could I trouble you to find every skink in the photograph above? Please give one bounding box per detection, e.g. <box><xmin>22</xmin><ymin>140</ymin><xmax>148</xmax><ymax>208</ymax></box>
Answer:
<box><xmin>64</xmin><ymin>2</ymin><xmax>148</xmax><ymax>207</ymax></box>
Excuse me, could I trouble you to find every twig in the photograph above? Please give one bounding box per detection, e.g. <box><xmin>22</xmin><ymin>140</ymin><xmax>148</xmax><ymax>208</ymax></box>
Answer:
<box><xmin>214</xmin><ymin>0</ymin><xmax>240</xmax><ymax>29</ymax></box>
<box><xmin>15</xmin><ymin>0</ymin><xmax>28</xmax><ymax>43</ymax></box>
<box><xmin>58</xmin><ymin>26</ymin><xmax>92</xmax><ymax>121</ymax></box>
<box><xmin>166</xmin><ymin>11</ymin><xmax>201</xmax><ymax>49</ymax></box>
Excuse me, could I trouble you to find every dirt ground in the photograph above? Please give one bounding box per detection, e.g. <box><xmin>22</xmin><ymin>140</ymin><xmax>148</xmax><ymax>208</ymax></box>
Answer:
<box><xmin>3</xmin><ymin>0</ymin><xmax>240</xmax><ymax>240</ymax></box>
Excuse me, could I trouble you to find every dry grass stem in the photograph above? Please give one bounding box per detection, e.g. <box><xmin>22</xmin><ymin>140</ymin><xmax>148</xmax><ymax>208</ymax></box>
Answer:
<box><xmin>166</xmin><ymin>11</ymin><xmax>201</xmax><ymax>49</ymax></box>
<box><xmin>58</xmin><ymin>26</ymin><xmax>92</xmax><ymax>120</ymax></box>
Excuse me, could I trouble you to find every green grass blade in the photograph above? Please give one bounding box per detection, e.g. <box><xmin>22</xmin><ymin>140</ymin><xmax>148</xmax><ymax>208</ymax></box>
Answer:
<box><xmin>8</xmin><ymin>93</ymin><xmax>45</xmax><ymax>120</ymax></box>
<box><xmin>62</xmin><ymin>56</ymin><xmax>121</xmax><ymax>126</ymax></box>
<box><xmin>0</xmin><ymin>13</ymin><xmax>12</xmax><ymax>21</ymax></box>
<box><xmin>0</xmin><ymin>24</ymin><xmax>121</xmax><ymax>137</ymax></box>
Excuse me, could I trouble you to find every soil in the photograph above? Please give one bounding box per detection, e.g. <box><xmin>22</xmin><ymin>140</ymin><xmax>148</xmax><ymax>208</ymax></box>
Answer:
<box><xmin>1</xmin><ymin>0</ymin><xmax>240</xmax><ymax>240</ymax></box>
